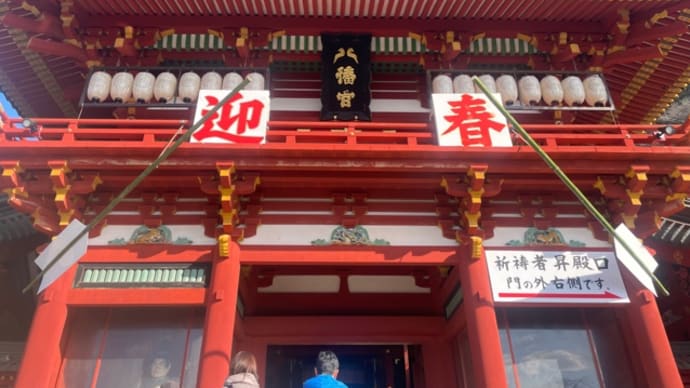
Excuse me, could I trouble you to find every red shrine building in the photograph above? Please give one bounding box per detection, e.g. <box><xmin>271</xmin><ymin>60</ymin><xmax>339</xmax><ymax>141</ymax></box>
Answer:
<box><xmin>2</xmin><ymin>1</ymin><xmax>690</xmax><ymax>387</ymax></box>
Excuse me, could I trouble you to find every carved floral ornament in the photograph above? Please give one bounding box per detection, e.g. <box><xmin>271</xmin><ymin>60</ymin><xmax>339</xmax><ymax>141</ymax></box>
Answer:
<box><xmin>506</xmin><ymin>227</ymin><xmax>586</xmax><ymax>247</ymax></box>
<box><xmin>312</xmin><ymin>226</ymin><xmax>389</xmax><ymax>246</ymax></box>
<box><xmin>108</xmin><ymin>225</ymin><xmax>193</xmax><ymax>245</ymax></box>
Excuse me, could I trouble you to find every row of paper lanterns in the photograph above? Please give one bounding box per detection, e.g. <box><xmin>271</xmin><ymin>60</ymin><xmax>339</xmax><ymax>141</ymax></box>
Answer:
<box><xmin>431</xmin><ymin>74</ymin><xmax>609</xmax><ymax>107</ymax></box>
<box><xmin>86</xmin><ymin>70</ymin><xmax>266</xmax><ymax>103</ymax></box>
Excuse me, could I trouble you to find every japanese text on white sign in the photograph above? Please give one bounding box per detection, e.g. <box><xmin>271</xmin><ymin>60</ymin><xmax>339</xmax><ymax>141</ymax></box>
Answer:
<box><xmin>191</xmin><ymin>90</ymin><xmax>270</xmax><ymax>144</ymax></box>
<box><xmin>431</xmin><ymin>93</ymin><xmax>513</xmax><ymax>147</ymax></box>
<box><xmin>485</xmin><ymin>250</ymin><xmax>629</xmax><ymax>304</ymax></box>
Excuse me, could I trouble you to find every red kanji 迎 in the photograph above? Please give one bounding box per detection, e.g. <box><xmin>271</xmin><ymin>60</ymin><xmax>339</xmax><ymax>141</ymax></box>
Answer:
<box><xmin>442</xmin><ymin>94</ymin><xmax>506</xmax><ymax>146</ymax></box>
<box><xmin>192</xmin><ymin>92</ymin><xmax>265</xmax><ymax>143</ymax></box>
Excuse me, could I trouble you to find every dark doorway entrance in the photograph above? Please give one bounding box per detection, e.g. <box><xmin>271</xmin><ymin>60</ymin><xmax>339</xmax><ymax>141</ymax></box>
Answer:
<box><xmin>265</xmin><ymin>344</ymin><xmax>416</xmax><ymax>388</ymax></box>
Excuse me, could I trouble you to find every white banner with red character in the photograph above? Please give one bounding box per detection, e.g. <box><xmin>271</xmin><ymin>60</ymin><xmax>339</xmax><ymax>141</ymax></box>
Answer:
<box><xmin>191</xmin><ymin>90</ymin><xmax>270</xmax><ymax>144</ymax></box>
<box><xmin>431</xmin><ymin>93</ymin><xmax>513</xmax><ymax>147</ymax></box>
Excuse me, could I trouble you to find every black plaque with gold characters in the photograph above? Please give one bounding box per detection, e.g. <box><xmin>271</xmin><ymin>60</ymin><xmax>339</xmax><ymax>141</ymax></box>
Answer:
<box><xmin>320</xmin><ymin>33</ymin><xmax>372</xmax><ymax>121</ymax></box>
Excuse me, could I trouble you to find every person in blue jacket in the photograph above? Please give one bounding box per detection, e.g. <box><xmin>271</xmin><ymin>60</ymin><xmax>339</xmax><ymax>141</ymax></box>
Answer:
<box><xmin>303</xmin><ymin>351</ymin><xmax>348</xmax><ymax>388</ymax></box>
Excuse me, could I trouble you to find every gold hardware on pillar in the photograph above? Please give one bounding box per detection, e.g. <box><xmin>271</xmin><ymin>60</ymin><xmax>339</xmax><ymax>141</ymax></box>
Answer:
<box><xmin>218</xmin><ymin>234</ymin><xmax>230</xmax><ymax>258</ymax></box>
<box><xmin>470</xmin><ymin>236</ymin><xmax>483</xmax><ymax>260</ymax></box>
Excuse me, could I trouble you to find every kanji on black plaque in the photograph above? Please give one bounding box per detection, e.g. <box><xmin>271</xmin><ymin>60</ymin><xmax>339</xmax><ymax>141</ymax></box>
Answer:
<box><xmin>320</xmin><ymin>33</ymin><xmax>372</xmax><ymax>121</ymax></box>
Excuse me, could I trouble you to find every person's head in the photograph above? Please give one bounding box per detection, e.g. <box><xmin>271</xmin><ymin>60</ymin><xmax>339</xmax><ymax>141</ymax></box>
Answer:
<box><xmin>149</xmin><ymin>356</ymin><xmax>172</xmax><ymax>378</ymax></box>
<box><xmin>314</xmin><ymin>351</ymin><xmax>340</xmax><ymax>377</ymax></box>
<box><xmin>231</xmin><ymin>350</ymin><xmax>258</xmax><ymax>378</ymax></box>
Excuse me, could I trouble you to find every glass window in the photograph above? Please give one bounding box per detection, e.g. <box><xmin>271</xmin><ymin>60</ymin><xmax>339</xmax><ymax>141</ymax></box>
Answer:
<box><xmin>59</xmin><ymin>308</ymin><xmax>203</xmax><ymax>388</ymax></box>
<box><xmin>496</xmin><ymin>312</ymin><xmax>517</xmax><ymax>388</ymax></box>
<box><xmin>456</xmin><ymin>331</ymin><xmax>475</xmax><ymax>388</ymax></box>
<box><xmin>180</xmin><ymin>325</ymin><xmax>203</xmax><ymax>388</ymax></box>
<box><xmin>498</xmin><ymin>308</ymin><xmax>639</xmax><ymax>388</ymax></box>
<box><xmin>587</xmin><ymin>309</ymin><xmax>639</xmax><ymax>387</ymax></box>
<box><xmin>60</xmin><ymin>309</ymin><xmax>109</xmax><ymax>388</ymax></box>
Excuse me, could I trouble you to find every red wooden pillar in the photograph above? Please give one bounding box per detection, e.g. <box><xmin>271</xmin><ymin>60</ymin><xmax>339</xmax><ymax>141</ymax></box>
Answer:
<box><xmin>197</xmin><ymin>237</ymin><xmax>241</xmax><ymax>387</ymax></box>
<box><xmin>421</xmin><ymin>340</ymin><xmax>457</xmax><ymax>387</ymax></box>
<box><xmin>625</xmin><ymin>276</ymin><xmax>683</xmax><ymax>388</ymax></box>
<box><xmin>458</xmin><ymin>236</ymin><xmax>507</xmax><ymax>388</ymax></box>
<box><xmin>15</xmin><ymin>270</ymin><xmax>71</xmax><ymax>388</ymax></box>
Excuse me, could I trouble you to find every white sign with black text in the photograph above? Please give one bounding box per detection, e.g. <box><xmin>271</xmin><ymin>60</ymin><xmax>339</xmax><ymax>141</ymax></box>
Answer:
<box><xmin>485</xmin><ymin>250</ymin><xmax>630</xmax><ymax>304</ymax></box>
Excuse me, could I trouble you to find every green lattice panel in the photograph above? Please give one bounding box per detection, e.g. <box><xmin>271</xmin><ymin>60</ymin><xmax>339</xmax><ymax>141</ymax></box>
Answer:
<box><xmin>76</xmin><ymin>264</ymin><xmax>208</xmax><ymax>288</ymax></box>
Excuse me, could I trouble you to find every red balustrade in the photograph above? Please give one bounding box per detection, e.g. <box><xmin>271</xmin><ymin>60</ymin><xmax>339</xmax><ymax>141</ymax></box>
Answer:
<box><xmin>1</xmin><ymin>117</ymin><xmax>689</xmax><ymax>150</ymax></box>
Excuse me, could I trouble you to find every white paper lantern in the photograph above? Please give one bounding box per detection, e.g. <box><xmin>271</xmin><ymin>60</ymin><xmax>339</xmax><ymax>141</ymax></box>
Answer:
<box><xmin>154</xmin><ymin>72</ymin><xmax>177</xmax><ymax>103</ymax></box>
<box><xmin>432</xmin><ymin>74</ymin><xmax>453</xmax><ymax>93</ymax></box>
<box><xmin>222</xmin><ymin>72</ymin><xmax>243</xmax><ymax>90</ymax></box>
<box><xmin>86</xmin><ymin>71</ymin><xmax>111</xmax><ymax>102</ymax></box>
<box><xmin>475</xmin><ymin>74</ymin><xmax>497</xmax><ymax>93</ymax></box>
<box><xmin>200</xmin><ymin>71</ymin><xmax>222</xmax><ymax>90</ymax></box>
<box><xmin>496</xmin><ymin>75</ymin><xmax>518</xmax><ymax>105</ymax></box>
<box><xmin>540</xmin><ymin>75</ymin><xmax>563</xmax><ymax>106</ymax></box>
<box><xmin>178</xmin><ymin>72</ymin><xmax>201</xmax><ymax>102</ymax></box>
<box><xmin>562</xmin><ymin>76</ymin><xmax>585</xmax><ymax>106</ymax></box>
<box><xmin>132</xmin><ymin>71</ymin><xmax>155</xmax><ymax>103</ymax></box>
<box><xmin>246</xmin><ymin>72</ymin><xmax>265</xmax><ymax>90</ymax></box>
<box><xmin>110</xmin><ymin>72</ymin><xmax>133</xmax><ymax>103</ymax></box>
<box><xmin>583</xmin><ymin>75</ymin><xmax>608</xmax><ymax>106</ymax></box>
<box><xmin>452</xmin><ymin>75</ymin><xmax>474</xmax><ymax>94</ymax></box>
<box><xmin>518</xmin><ymin>75</ymin><xmax>542</xmax><ymax>106</ymax></box>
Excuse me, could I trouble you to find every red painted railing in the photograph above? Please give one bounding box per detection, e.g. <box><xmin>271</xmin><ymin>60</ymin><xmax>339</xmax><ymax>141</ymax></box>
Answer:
<box><xmin>1</xmin><ymin>117</ymin><xmax>689</xmax><ymax>149</ymax></box>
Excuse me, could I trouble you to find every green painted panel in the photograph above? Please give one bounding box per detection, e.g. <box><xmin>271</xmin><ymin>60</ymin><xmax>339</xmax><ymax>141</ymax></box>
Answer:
<box><xmin>155</xmin><ymin>34</ymin><xmax>226</xmax><ymax>51</ymax></box>
<box><xmin>151</xmin><ymin>34</ymin><xmax>540</xmax><ymax>56</ymax></box>
<box><xmin>76</xmin><ymin>264</ymin><xmax>210</xmax><ymax>288</ymax></box>
<box><xmin>468</xmin><ymin>38</ymin><xmax>538</xmax><ymax>55</ymax></box>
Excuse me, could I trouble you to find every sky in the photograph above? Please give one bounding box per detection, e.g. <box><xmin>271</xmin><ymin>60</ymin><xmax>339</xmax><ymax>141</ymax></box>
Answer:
<box><xmin>0</xmin><ymin>91</ymin><xmax>19</xmax><ymax>117</ymax></box>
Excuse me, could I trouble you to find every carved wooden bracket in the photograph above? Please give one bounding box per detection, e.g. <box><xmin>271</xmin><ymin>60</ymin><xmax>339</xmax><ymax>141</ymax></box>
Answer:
<box><xmin>212</xmin><ymin>162</ymin><xmax>261</xmax><ymax>240</ymax></box>
<box><xmin>441</xmin><ymin>164</ymin><xmax>502</xmax><ymax>239</ymax></box>
<box><xmin>594</xmin><ymin>164</ymin><xmax>650</xmax><ymax>229</ymax></box>
<box><xmin>48</xmin><ymin>160</ymin><xmax>102</xmax><ymax>228</ymax></box>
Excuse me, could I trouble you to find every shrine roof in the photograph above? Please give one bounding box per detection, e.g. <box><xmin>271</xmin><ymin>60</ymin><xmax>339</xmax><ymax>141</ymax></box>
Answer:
<box><xmin>0</xmin><ymin>194</ymin><xmax>37</xmax><ymax>242</ymax></box>
<box><xmin>0</xmin><ymin>0</ymin><xmax>688</xmax><ymax>123</ymax></box>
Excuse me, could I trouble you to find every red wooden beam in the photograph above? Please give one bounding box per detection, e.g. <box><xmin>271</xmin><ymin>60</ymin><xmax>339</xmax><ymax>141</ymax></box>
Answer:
<box><xmin>242</xmin><ymin>315</ymin><xmax>446</xmax><ymax>341</ymax></box>
<box><xmin>250</xmin><ymin>293</ymin><xmax>439</xmax><ymax>315</ymax></box>
<box><xmin>26</xmin><ymin>37</ymin><xmax>87</xmax><ymax>63</ymax></box>
<box><xmin>239</xmin><ymin>246</ymin><xmax>460</xmax><ymax>265</ymax></box>
<box><xmin>603</xmin><ymin>45</ymin><xmax>665</xmax><ymax>67</ymax></box>
<box><xmin>66</xmin><ymin>287</ymin><xmax>206</xmax><ymax>305</ymax></box>
<box><xmin>627</xmin><ymin>21</ymin><xmax>688</xmax><ymax>47</ymax></box>
<box><xmin>73</xmin><ymin>14</ymin><xmax>606</xmax><ymax>36</ymax></box>
<box><xmin>80</xmin><ymin>245</ymin><xmax>214</xmax><ymax>262</ymax></box>
<box><xmin>1</xmin><ymin>12</ymin><xmax>63</xmax><ymax>39</ymax></box>
<box><xmin>249</xmin><ymin>265</ymin><xmax>444</xmax><ymax>277</ymax></box>
<box><xmin>8</xmin><ymin>0</ymin><xmax>60</xmax><ymax>15</ymax></box>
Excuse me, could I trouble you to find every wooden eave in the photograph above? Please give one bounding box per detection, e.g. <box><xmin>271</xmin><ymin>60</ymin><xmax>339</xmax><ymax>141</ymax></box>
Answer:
<box><xmin>1</xmin><ymin>1</ymin><xmax>689</xmax><ymax>123</ymax></box>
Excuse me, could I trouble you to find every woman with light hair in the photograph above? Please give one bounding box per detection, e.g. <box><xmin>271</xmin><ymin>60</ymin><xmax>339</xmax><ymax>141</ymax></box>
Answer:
<box><xmin>224</xmin><ymin>351</ymin><xmax>260</xmax><ymax>388</ymax></box>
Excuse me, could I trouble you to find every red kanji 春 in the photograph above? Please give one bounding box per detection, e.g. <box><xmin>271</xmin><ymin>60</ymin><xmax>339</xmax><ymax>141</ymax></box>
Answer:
<box><xmin>192</xmin><ymin>92</ymin><xmax>265</xmax><ymax>143</ymax></box>
<box><xmin>442</xmin><ymin>94</ymin><xmax>506</xmax><ymax>146</ymax></box>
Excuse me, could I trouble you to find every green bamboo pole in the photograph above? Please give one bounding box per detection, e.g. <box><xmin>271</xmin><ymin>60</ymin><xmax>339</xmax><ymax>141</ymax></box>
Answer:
<box><xmin>472</xmin><ymin>76</ymin><xmax>669</xmax><ymax>296</ymax></box>
<box><xmin>23</xmin><ymin>78</ymin><xmax>251</xmax><ymax>293</ymax></box>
